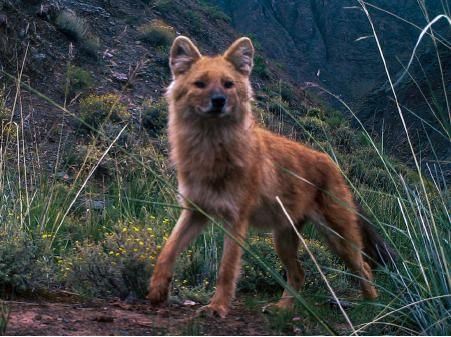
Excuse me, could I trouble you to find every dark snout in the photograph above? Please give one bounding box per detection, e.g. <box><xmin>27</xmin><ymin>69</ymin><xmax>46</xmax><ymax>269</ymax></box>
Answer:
<box><xmin>208</xmin><ymin>92</ymin><xmax>227</xmax><ymax>115</ymax></box>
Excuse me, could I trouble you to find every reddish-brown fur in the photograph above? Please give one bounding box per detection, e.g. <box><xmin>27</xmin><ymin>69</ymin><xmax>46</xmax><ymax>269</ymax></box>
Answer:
<box><xmin>148</xmin><ymin>36</ymin><xmax>379</xmax><ymax>318</ymax></box>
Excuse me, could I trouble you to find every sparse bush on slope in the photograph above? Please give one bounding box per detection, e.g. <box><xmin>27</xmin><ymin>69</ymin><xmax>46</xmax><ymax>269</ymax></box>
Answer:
<box><xmin>139</xmin><ymin>20</ymin><xmax>175</xmax><ymax>47</ymax></box>
<box><xmin>78</xmin><ymin>93</ymin><xmax>130</xmax><ymax>132</ymax></box>
<box><xmin>55</xmin><ymin>10</ymin><xmax>100</xmax><ymax>56</ymax></box>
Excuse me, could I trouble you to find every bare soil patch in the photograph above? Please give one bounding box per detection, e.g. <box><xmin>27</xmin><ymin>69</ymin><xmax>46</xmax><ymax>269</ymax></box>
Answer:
<box><xmin>6</xmin><ymin>298</ymin><xmax>271</xmax><ymax>335</ymax></box>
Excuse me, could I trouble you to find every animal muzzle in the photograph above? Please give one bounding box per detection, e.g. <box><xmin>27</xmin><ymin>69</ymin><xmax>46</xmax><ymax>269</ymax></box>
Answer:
<box><xmin>208</xmin><ymin>94</ymin><xmax>227</xmax><ymax>115</ymax></box>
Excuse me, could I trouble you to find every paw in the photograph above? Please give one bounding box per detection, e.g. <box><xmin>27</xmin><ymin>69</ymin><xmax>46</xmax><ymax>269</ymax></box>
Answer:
<box><xmin>262</xmin><ymin>299</ymin><xmax>294</xmax><ymax>313</ymax></box>
<box><xmin>363</xmin><ymin>287</ymin><xmax>378</xmax><ymax>300</ymax></box>
<box><xmin>196</xmin><ymin>303</ymin><xmax>229</xmax><ymax>319</ymax></box>
<box><xmin>148</xmin><ymin>276</ymin><xmax>170</xmax><ymax>305</ymax></box>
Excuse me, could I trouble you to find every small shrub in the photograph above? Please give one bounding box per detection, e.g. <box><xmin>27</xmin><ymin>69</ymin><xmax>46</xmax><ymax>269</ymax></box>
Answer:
<box><xmin>0</xmin><ymin>230</ymin><xmax>53</xmax><ymax>295</ymax></box>
<box><xmin>331</xmin><ymin>125</ymin><xmax>358</xmax><ymax>153</ymax></box>
<box><xmin>1</xmin><ymin>123</ymin><xmax>18</xmax><ymax>141</ymax></box>
<box><xmin>306</xmin><ymin>107</ymin><xmax>325</xmax><ymax>120</ymax></box>
<box><xmin>268</xmin><ymin>98</ymin><xmax>290</xmax><ymax>115</ymax></box>
<box><xmin>139</xmin><ymin>20</ymin><xmax>175</xmax><ymax>47</ymax></box>
<box><xmin>0</xmin><ymin>88</ymin><xmax>10</xmax><ymax>122</ymax></box>
<box><xmin>268</xmin><ymin>81</ymin><xmax>296</xmax><ymax>104</ymax></box>
<box><xmin>296</xmin><ymin>116</ymin><xmax>329</xmax><ymax>143</ymax></box>
<box><xmin>65</xmin><ymin>65</ymin><xmax>93</xmax><ymax>98</ymax></box>
<box><xmin>253</xmin><ymin>54</ymin><xmax>270</xmax><ymax>79</ymax></box>
<box><xmin>254</xmin><ymin>104</ymin><xmax>272</xmax><ymax>126</ymax></box>
<box><xmin>154</xmin><ymin>0</ymin><xmax>178</xmax><ymax>13</ymax></box>
<box><xmin>240</xmin><ymin>234</ymin><xmax>283</xmax><ymax>293</ymax></box>
<box><xmin>141</xmin><ymin>98</ymin><xmax>168</xmax><ymax>136</ymax></box>
<box><xmin>325</xmin><ymin>114</ymin><xmax>346</xmax><ymax>128</ymax></box>
<box><xmin>55</xmin><ymin>10</ymin><xmax>88</xmax><ymax>41</ymax></box>
<box><xmin>80</xmin><ymin>36</ymin><xmax>100</xmax><ymax>57</ymax></box>
<box><xmin>64</xmin><ymin>220</ymin><xmax>158</xmax><ymax>298</ymax></box>
<box><xmin>307</xmin><ymin>107</ymin><xmax>347</xmax><ymax>128</ymax></box>
<box><xmin>185</xmin><ymin>10</ymin><xmax>204</xmax><ymax>35</ymax></box>
<box><xmin>78</xmin><ymin>93</ymin><xmax>130</xmax><ymax>132</ymax></box>
<box><xmin>70</xmin><ymin>143</ymin><xmax>116</xmax><ymax>177</ymax></box>
<box><xmin>0</xmin><ymin>234</ymin><xmax>35</xmax><ymax>294</ymax></box>
<box><xmin>199</xmin><ymin>1</ymin><xmax>231</xmax><ymax>22</ymax></box>
<box><xmin>279</xmin><ymin>82</ymin><xmax>296</xmax><ymax>104</ymax></box>
<box><xmin>55</xmin><ymin>10</ymin><xmax>100</xmax><ymax>56</ymax></box>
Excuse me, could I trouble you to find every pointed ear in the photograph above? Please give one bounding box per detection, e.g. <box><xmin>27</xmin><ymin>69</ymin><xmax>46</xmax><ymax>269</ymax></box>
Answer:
<box><xmin>224</xmin><ymin>37</ymin><xmax>254</xmax><ymax>76</ymax></box>
<box><xmin>169</xmin><ymin>36</ymin><xmax>202</xmax><ymax>77</ymax></box>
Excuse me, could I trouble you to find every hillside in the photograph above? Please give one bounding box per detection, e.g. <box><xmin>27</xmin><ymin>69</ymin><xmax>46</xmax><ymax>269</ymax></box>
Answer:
<box><xmin>207</xmin><ymin>0</ymin><xmax>450</xmax><ymax>176</ymax></box>
<box><xmin>1</xmin><ymin>0</ymin><xmax>448</xmax><ymax>175</ymax></box>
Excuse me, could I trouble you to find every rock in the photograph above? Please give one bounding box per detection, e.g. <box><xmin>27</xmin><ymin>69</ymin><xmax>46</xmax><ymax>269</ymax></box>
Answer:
<box><xmin>32</xmin><ymin>53</ymin><xmax>47</xmax><ymax>62</ymax></box>
<box><xmin>61</xmin><ymin>1</ymin><xmax>111</xmax><ymax>18</ymax></box>
<box><xmin>112</xmin><ymin>71</ymin><xmax>128</xmax><ymax>83</ymax></box>
<box><xmin>36</xmin><ymin>1</ymin><xmax>62</xmax><ymax>20</ymax></box>
<box><xmin>182</xmin><ymin>299</ymin><xmax>197</xmax><ymax>306</ymax></box>
<box><xmin>0</xmin><ymin>13</ymin><xmax>8</xmax><ymax>27</ymax></box>
<box><xmin>85</xmin><ymin>198</ymin><xmax>107</xmax><ymax>210</ymax></box>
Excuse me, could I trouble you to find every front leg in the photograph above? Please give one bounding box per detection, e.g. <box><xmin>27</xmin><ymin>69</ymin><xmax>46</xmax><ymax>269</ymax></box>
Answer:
<box><xmin>149</xmin><ymin>210</ymin><xmax>207</xmax><ymax>304</ymax></box>
<box><xmin>200</xmin><ymin>220</ymin><xmax>248</xmax><ymax>318</ymax></box>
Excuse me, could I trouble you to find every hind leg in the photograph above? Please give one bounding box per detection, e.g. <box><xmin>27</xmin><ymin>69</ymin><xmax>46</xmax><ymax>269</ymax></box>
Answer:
<box><xmin>317</xmin><ymin>210</ymin><xmax>378</xmax><ymax>300</ymax></box>
<box><xmin>266</xmin><ymin>226</ymin><xmax>305</xmax><ymax>311</ymax></box>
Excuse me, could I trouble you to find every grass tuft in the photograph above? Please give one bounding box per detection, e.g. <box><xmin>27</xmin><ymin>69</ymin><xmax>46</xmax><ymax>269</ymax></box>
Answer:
<box><xmin>139</xmin><ymin>20</ymin><xmax>176</xmax><ymax>47</ymax></box>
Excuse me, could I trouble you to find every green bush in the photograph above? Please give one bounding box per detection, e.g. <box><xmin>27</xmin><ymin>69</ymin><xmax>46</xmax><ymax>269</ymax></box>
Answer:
<box><xmin>268</xmin><ymin>81</ymin><xmax>296</xmax><ymax>104</ymax></box>
<box><xmin>141</xmin><ymin>98</ymin><xmax>168</xmax><ymax>137</ymax></box>
<box><xmin>0</xmin><ymin>88</ymin><xmax>10</xmax><ymax>122</ymax></box>
<box><xmin>139</xmin><ymin>20</ymin><xmax>175</xmax><ymax>47</ymax></box>
<box><xmin>55</xmin><ymin>10</ymin><xmax>88</xmax><ymax>41</ymax></box>
<box><xmin>64</xmin><ymin>220</ymin><xmax>158</xmax><ymax>298</ymax></box>
<box><xmin>154</xmin><ymin>0</ymin><xmax>178</xmax><ymax>13</ymax></box>
<box><xmin>78</xmin><ymin>93</ymin><xmax>130</xmax><ymax>132</ymax></box>
<box><xmin>240</xmin><ymin>234</ymin><xmax>283</xmax><ymax>293</ymax></box>
<box><xmin>0</xmin><ymin>234</ymin><xmax>35</xmax><ymax>294</ymax></box>
<box><xmin>253</xmin><ymin>54</ymin><xmax>270</xmax><ymax>79</ymax></box>
<box><xmin>296</xmin><ymin>116</ymin><xmax>329</xmax><ymax>143</ymax></box>
<box><xmin>331</xmin><ymin>125</ymin><xmax>359</xmax><ymax>153</ymax></box>
<box><xmin>307</xmin><ymin>107</ymin><xmax>347</xmax><ymax>128</ymax></box>
<box><xmin>199</xmin><ymin>1</ymin><xmax>231</xmax><ymax>22</ymax></box>
<box><xmin>65</xmin><ymin>65</ymin><xmax>93</xmax><ymax>98</ymax></box>
<box><xmin>0</xmin><ymin>230</ymin><xmax>54</xmax><ymax>295</ymax></box>
<box><xmin>55</xmin><ymin>10</ymin><xmax>100</xmax><ymax>56</ymax></box>
<box><xmin>80</xmin><ymin>36</ymin><xmax>100</xmax><ymax>57</ymax></box>
<box><xmin>268</xmin><ymin>98</ymin><xmax>290</xmax><ymax>116</ymax></box>
<box><xmin>185</xmin><ymin>10</ymin><xmax>204</xmax><ymax>35</ymax></box>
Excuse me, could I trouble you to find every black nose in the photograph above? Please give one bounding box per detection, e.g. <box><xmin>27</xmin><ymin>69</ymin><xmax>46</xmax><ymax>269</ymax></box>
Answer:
<box><xmin>211</xmin><ymin>95</ymin><xmax>226</xmax><ymax>109</ymax></box>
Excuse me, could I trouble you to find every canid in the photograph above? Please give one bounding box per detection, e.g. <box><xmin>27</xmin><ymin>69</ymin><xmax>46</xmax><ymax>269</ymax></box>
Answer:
<box><xmin>148</xmin><ymin>36</ymin><xmax>393</xmax><ymax>318</ymax></box>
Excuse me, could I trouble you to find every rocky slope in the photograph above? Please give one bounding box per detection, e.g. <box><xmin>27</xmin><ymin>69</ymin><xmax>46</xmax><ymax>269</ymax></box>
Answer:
<box><xmin>0</xmin><ymin>0</ymin><xmax>449</xmax><ymax>176</ymax></box>
<box><xmin>207</xmin><ymin>0</ymin><xmax>450</xmax><ymax>174</ymax></box>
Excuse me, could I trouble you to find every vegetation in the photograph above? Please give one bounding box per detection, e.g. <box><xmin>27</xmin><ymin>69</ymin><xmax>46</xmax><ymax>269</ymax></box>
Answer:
<box><xmin>54</xmin><ymin>10</ymin><xmax>100</xmax><ymax>56</ymax></box>
<box><xmin>0</xmin><ymin>302</ymin><xmax>8</xmax><ymax>336</ymax></box>
<box><xmin>78</xmin><ymin>93</ymin><xmax>130</xmax><ymax>132</ymax></box>
<box><xmin>139</xmin><ymin>20</ymin><xmax>176</xmax><ymax>47</ymax></box>
<box><xmin>55</xmin><ymin>10</ymin><xmax>88</xmax><ymax>42</ymax></box>
<box><xmin>65</xmin><ymin>65</ymin><xmax>93</xmax><ymax>98</ymax></box>
<box><xmin>199</xmin><ymin>1</ymin><xmax>231</xmax><ymax>23</ymax></box>
<box><xmin>141</xmin><ymin>98</ymin><xmax>168</xmax><ymax>137</ymax></box>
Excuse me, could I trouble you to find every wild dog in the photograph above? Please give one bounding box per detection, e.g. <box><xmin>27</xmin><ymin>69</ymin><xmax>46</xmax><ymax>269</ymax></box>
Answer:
<box><xmin>148</xmin><ymin>36</ymin><xmax>393</xmax><ymax>318</ymax></box>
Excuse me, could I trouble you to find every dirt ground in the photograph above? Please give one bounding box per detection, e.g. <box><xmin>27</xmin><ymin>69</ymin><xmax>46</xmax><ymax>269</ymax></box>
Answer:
<box><xmin>6</xmin><ymin>298</ymin><xmax>272</xmax><ymax>336</ymax></box>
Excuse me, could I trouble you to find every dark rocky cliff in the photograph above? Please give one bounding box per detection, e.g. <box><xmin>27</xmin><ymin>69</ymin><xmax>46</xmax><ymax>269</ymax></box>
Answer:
<box><xmin>208</xmin><ymin>0</ymin><xmax>450</xmax><ymax>171</ymax></box>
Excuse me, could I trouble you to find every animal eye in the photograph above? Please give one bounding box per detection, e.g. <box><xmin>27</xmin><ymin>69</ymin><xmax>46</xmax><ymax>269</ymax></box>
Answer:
<box><xmin>224</xmin><ymin>80</ymin><xmax>234</xmax><ymax>89</ymax></box>
<box><xmin>193</xmin><ymin>81</ymin><xmax>206</xmax><ymax>89</ymax></box>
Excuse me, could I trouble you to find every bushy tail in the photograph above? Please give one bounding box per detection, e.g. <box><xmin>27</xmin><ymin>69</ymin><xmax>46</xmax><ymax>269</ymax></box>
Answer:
<box><xmin>356</xmin><ymin>202</ymin><xmax>397</xmax><ymax>267</ymax></box>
